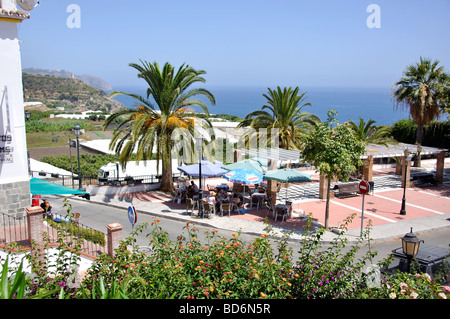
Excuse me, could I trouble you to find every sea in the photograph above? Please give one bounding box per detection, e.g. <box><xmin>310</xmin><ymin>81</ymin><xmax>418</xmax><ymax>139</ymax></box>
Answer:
<box><xmin>109</xmin><ymin>86</ymin><xmax>413</xmax><ymax>126</ymax></box>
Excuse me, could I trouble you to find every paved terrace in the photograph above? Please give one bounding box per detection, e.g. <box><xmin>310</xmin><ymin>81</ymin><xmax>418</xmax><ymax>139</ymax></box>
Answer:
<box><xmin>86</xmin><ymin>160</ymin><xmax>450</xmax><ymax>243</ymax></box>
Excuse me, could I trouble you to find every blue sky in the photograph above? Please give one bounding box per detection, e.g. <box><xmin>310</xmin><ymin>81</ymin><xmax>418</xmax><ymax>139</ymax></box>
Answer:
<box><xmin>18</xmin><ymin>0</ymin><xmax>450</xmax><ymax>89</ymax></box>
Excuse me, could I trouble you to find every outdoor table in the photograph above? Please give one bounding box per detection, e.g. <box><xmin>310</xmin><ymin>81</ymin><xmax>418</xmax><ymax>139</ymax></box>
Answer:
<box><xmin>252</xmin><ymin>193</ymin><xmax>266</xmax><ymax>198</ymax></box>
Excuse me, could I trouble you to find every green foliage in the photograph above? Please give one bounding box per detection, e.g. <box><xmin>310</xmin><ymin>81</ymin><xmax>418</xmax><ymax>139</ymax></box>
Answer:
<box><xmin>40</xmin><ymin>153</ymin><xmax>131</xmax><ymax>177</ymax></box>
<box><xmin>238</xmin><ymin>86</ymin><xmax>320</xmax><ymax>150</ymax></box>
<box><xmin>1</xmin><ymin>256</ymin><xmax>26</xmax><ymax>299</ymax></box>
<box><xmin>392</xmin><ymin>57</ymin><xmax>449</xmax><ymax>144</ymax></box>
<box><xmin>2</xmin><ymin>215</ymin><xmax>450</xmax><ymax>299</ymax></box>
<box><xmin>391</xmin><ymin>118</ymin><xmax>450</xmax><ymax>149</ymax></box>
<box><xmin>105</xmin><ymin>60</ymin><xmax>216</xmax><ymax>191</ymax></box>
<box><xmin>22</xmin><ymin>73</ymin><xmax>117</xmax><ymax>112</ymax></box>
<box><xmin>347</xmin><ymin>117</ymin><xmax>395</xmax><ymax>146</ymax></box>
<box><xmin>301</xmin><ymin>110</ymin><xmax>366</xmax><ymax>181</ymax></box>
<box><xmin>391</xmin><ymin>119</ymin><xmax>417</xmax><ymax>144</ymax></box>
<box><xmin>25</xmin><ymin>120</ymin><xmax>94</xmax><ymax>133</ymax></box>
<box><xmin>0</xmin><ymin>256</ymin><xmax>60</xmax><ymax>299</ymax></box>
<box><xmin>301</xmin><ymin>110</ymin><xmax>366</xmax><ymax>229</ymax></box>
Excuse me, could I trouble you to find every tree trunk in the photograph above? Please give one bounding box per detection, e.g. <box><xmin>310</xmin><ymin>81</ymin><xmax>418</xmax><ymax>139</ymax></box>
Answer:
<box><xmin>324</xmin><ymin>177</ymin><xmax>331</xmax><ymax>230</ymax></box>
<box><xmin>416</xmin><ymin>125</ymin><xmax>423</xmax><ymax>146</ymax></box>
<box><xmin>159</xmin><ymin>135</ymin><xmax>173</xmax><ymax>192</ymax></box>
<box><xmin>414</xmin><ymin>126</ymin><xmax>423</xmax><ymax>167</ymax></box>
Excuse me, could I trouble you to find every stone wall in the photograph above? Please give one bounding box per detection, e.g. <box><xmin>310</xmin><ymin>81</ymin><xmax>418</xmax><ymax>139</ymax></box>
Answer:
<box><xmin>0</xmin><ymin>180</ymin><xmax>30</xmax><ymax>217</ymax></box>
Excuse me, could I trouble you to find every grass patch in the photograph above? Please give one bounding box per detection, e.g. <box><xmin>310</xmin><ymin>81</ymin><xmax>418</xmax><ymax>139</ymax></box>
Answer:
<box><xmin>26</xmin><ymin>131</ymin><xmax>84</xmax><ymax>148</ymax></box>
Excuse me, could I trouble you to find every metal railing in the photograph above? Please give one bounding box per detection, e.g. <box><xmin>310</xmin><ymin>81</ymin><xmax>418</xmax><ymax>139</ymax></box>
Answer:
<box><xmin>0</xmin><ymin>212</ymin><xmax>29</xmax><ymax>247</ymax></box>
<box><xmin>31</xmin><ymin>170</ymin><xmax>182</xmax><ymax>188</ymax></box>
<box><xmin>43</xmin><ymin>213</ymin><xmax>107</xmax><ymax>259</ymax></box>
<box><xmin>0</xmin><ymin>211</ymin><xmax>106</xmax><ymax>259</ymax></box>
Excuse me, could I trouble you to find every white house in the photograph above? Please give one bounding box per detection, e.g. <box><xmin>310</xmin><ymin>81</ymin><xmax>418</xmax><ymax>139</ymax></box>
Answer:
<box><xmin>0</xmin><ymin>0</ymin><xmax>34</xmax><ymax>216</ymax></box>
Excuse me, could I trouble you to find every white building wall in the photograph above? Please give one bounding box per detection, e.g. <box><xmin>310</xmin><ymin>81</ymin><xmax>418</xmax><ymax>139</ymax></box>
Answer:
<box><xmin>0</xmin><ymin>18</ymin><xmax>31</xmax><ymax>215</ymax></box>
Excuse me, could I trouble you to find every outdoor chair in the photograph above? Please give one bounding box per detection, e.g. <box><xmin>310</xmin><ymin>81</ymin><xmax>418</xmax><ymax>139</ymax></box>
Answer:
<box><xmin>275</xmin><ymin>206</ymin><xmax>289</xmax><ymax>222</ymax></box>
<box><xmin>265</xmin><ymin>196</ymin><xmax>275</xmax><ymax>217</ymax></box>
<box><xmin>220</xmin><ymin>203</ymin><xmax>232</xmax><ymax>217</ymax></box>
<box><xmin>203</xmin><ymin>202</ymin><xmax>215</xmax><ymax>218</ymax></box>
<box><xmin>250</xmin><ymin>195</ymin><xmax>263</xmax><ymax>210</ymax></box>
<box><xmin>171</xmin><ymin>190</ymin><xmax>179</xmax><ymax>202</ymax></box>
<box><xmin>186</xmin><ymin>198</ymin><xmax>197</xmax><ymax>215</ymax></box>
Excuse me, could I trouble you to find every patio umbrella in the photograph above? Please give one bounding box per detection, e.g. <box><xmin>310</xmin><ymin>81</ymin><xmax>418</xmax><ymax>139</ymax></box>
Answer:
<box><xmin>29</xmin><ymin>177</ymin><xmax>90</xmax><ymax>199</ymax></box>
<box><xmin>264</xmin><ymin>168</ymin><xmax>311</xmax><ymax>203</ymax></box>
<box><xmin>222</xmin><ymin>158</ymin><xmax>266</xmax><ymax>174</ymax></box>
<box><xmin>223</xmin><ymin>168</ymin><xmax>264</xmax><ymax>184</ymax></box>
<box><xmin>178</xmin><ymin>160</ymin><xmax>227</xmax><ymax>178</ymax></box>
<box><xmin>222</xmin><ymin>168</ymin><xmax>264</xmax><ymax>196</ymax></box>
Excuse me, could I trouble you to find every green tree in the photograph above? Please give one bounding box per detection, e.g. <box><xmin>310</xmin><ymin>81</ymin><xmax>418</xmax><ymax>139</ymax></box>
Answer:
<box><xmin>347</xmin><ymin>117</ymin><xmax>394</xmax><ymax>146</ymax></box>
<box><xmin>392</xmin><ymin>57</ymin><xmax>450</xmax><ymax>145</ymax></box>
<box><xmin>238</xmin><ymin>86</ymin><xmax>320</xmax><ymax>150</ymax></box>
<box><xmin>104</xmin><ymin>60</ymin><xmax>215</xmax><ymax>192</ymax></box>
<box><xmin>301</xmin><ymin>110</ymin><xmax>366</xmax><ymax>230</ymax></box>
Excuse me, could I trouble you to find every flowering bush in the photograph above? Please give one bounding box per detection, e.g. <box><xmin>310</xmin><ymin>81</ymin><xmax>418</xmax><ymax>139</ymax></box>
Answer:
<box><xmin>367</xmin><ymin>272</ymin><xmax>448</xmax><ymax>299</ymax></box>
<box><xmin>2</xmin><ymin>212</ymin><xmax>449</xmax><ymax>299</ymax></box>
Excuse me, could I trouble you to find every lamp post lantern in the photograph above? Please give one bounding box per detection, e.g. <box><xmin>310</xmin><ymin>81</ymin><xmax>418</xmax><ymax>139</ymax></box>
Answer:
<box><xmin>401</xmin><ymin>228</ymin><xmax>423</xmax><ymax>273</ymax></box>
<box><xmin>24</xmin><ymin>110</ymin><xmax>31</xmax><ymax>121</ymax></box>
<box><xmin>196</xmin><ymin>137</ymin><xmax>204</xmax><ymax>218</ymax></box>
<box><xmin>400</xmin><ymin>148</ymin><xmax>413</xmax><ymax>215</ymax></box>
<box><xmin>73</xmin><ymin>124</ymin><xmax>82</xmax><ymax>190</ymax></box>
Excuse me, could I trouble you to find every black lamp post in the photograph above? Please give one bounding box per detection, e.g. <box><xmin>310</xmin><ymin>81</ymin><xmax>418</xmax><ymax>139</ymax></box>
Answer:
<box><xmin>401</xmin><ymin>227</ymin><xmax>424</xmax><ymax>273</ymax></box>
<box><xmin>73</xmin><ymin>124</ymin><xmax>82</xmax><ymax>190</ymax></box>
<box><xmin>24</xmin><ymin>110</ymin><xmax>31</xmax><ymax>121</ymax></box>
<box><xmin>400</xmin><ymin>148</ymin><xmax>413</xmax><ymax>215</ymax></box>
<box><xmin>196</xmin><ymin>137</ymin><xmax>204</xmax><ymax>218</ymax></box>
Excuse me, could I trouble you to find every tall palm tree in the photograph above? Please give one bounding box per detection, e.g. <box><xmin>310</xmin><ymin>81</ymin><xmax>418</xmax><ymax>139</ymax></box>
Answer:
<box><xmin>392</xmin><ymin>57</ymin><xmax>449</xmax><ymax>145</ymax></box>
<box><xmin>347</xmin><ymin>117</ymin><xmax>394</xmax><ymax>146</ymax></box>
<box><xmin>104</xmin><ymin>60</ymin><xmax>216</xmax><ymax>192</ymax></box>
<box><xmin>238</xmin><ymin>86</ymin><xmax>320</xmax><ymax>150</ymax></box>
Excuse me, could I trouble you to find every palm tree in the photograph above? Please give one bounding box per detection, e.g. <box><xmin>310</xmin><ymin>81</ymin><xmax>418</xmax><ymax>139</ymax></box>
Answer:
<box><xmin>347</xmin><ymin>117</ymin><xmax>394</xmax><ymax>146</ymax></box>
<box><xmin>104</xmin><ymin>60</ymin><xmax>216</xmax><ymax>192</ymax></box>
<box><xmin>392</xmin><ymin>57</ymin><xmax>449</xmax><ymax>146</ymax></box>
<box><xmin>238</xmin><ymin>86</ymin><xmax>320</xmax><ymax>150</ymax></box>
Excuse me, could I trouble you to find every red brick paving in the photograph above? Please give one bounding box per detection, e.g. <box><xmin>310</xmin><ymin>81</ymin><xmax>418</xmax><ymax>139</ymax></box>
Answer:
<box><xmin>298</xmin><ymin>186</ymin><xmax>449</xmax><ymax>230</ymax></box>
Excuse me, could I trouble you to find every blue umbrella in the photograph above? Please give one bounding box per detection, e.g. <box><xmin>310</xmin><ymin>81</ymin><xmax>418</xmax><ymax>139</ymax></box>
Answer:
<box><xmin>223</xmin><ymin>168</ymin><xmax>264</xmax><ymax>185</ymax></box>
<box><xmin>178</xmin><ymin>160</ymin><xmax>227</xmax><ymax>178</ymax></box>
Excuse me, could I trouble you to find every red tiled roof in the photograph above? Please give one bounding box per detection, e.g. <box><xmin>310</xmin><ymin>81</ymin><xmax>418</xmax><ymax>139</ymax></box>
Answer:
<box><xmin>0</xmin><ymin>8</ymin><xmax>30</xmax><ymax>20</ymax></box>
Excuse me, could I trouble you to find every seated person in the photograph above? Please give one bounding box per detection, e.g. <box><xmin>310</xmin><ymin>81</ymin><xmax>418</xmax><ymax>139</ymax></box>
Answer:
<box><xmin>40</xmin><ymin>199</ymin><xmax>53</xmax><ymax>218</ymax></box>
<box><xmin>187</xmin><ymin>181</ymin><xmax>199</xmax><ymax>198</ymax></box>
<box><xmin>215</xmin><ymin>189</ymin><xmax>227</xmax><ymax>210</ymax></box>
<box><xmin>232</xmin><ymin>193</ymin><xmax>244</xmax><ymax>208</ymax></box>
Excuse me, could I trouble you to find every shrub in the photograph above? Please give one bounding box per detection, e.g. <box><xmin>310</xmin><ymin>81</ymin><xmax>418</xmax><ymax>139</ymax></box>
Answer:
<box><xmin>2</xmin><ymin>213</ymin><xmax>449</xmax><ymax>299</ymax></box>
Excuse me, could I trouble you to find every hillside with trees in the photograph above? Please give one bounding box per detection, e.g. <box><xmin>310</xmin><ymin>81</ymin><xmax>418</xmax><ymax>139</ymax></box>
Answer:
<box><xmin>22</xmin><ymin>73</ymin><xmax>125</xmax><ymax>112</ymax></box>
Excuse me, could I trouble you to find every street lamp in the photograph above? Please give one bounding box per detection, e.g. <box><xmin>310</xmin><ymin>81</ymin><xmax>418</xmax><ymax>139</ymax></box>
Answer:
<box><xmin>68</xmin><ymin>139</ymin><xmax>76</xmax><ymax>188</ymax></box>
<box><xmin>400</xmin><ymin>148</ymin><xmax>414</xmax><ymax>215</ymax></box>
<box><xmin>196</xmin><ymin>136</ymin><xmax>204</xmax><ymax>218</ymax></box>
<box><xmin>401</xmin><ymin>228</ymin><xmax>424</xmax><ymax>273</ymax></box>
<box><xmin>73</xmin><ymin>124</ymin><xmax>82</xmax><ymax>190</ymax></box>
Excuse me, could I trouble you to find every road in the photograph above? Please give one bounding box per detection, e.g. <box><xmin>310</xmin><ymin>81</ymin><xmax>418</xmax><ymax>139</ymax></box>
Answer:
<box><xmin>48</xmin><ymin>195</ymin><xmax>450</xmax><ymax>265</ymax></box>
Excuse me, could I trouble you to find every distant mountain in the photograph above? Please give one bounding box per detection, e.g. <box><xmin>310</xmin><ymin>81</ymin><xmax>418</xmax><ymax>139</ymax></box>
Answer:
<box><xmin>22</xmin><ymin>73</ymin><xmax>125</xmax><ymax>112</ymax></box>
<box><xmin>23</xmin><ymin>68</ymin><xmax>112</xmax><ymax>91</ymax></box>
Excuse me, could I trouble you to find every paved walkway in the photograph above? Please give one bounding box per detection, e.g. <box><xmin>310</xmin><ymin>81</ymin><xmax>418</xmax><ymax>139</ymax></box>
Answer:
<box><xmin>85</xmin><ymin>174</ymin><xmax>450</xmax><ymax>243</ymax></box>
